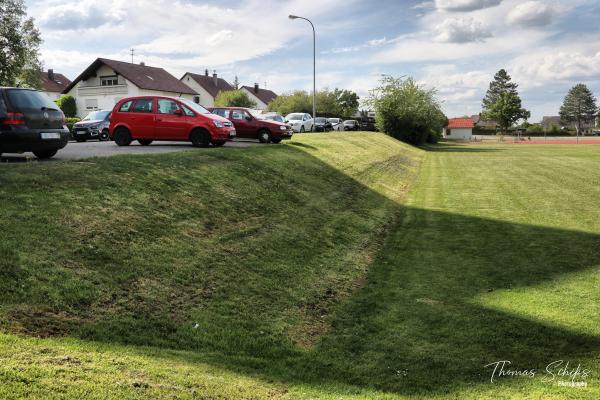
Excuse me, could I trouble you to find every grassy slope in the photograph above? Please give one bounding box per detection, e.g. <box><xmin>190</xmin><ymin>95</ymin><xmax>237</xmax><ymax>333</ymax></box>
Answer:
<box><xmin>0</xmin><ymin>138</ymin><xmax>598</xmax><ymax>399</ymax></box>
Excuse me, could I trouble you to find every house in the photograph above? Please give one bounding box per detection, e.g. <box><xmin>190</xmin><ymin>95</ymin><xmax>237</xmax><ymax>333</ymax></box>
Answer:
<box><xmin>444</xmin><ymin>118</ymin><xmax>474</xmax><ymax>140</ymax></box>
<box><xmin>542</xmin><ymin>116</ymin><xmax>595</xmax><ymax>133</ymax></box>
<box><xmin>40</xmin><ymin>69</ymin><xmax>71</xmax><ymax>100</ymax></box>
<box><xmin>471</xmin><ymin>114</ymin><xmax>497</xmax><ymax>129</ymax></box>
<box><xmin>241</xmin><ymin>84</ymin><xmax>278</xmax><ymax>110</ymax></box>
<box><xmin>180</xmin><ymin>70</ymin><xmax>233</xmax><ymax>107</ymax></box>
<box><xmin>63</xmin><ymin>58</ymin><xmax>197</xmax><ymax>118</ymax></box>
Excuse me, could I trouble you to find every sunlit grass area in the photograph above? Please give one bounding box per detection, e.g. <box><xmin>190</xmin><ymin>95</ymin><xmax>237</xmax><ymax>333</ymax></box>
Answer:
<box><xmin>0</xmin><ymin>135</ymin><xmax>598</xmax><ymax>399</ymax></box>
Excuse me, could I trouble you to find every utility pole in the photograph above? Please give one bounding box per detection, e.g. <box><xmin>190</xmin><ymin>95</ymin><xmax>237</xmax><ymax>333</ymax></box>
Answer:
<box><xmin>130</xmin><ymin>48</ymin><xmax>135</xmax><ymax>64</ymax></box>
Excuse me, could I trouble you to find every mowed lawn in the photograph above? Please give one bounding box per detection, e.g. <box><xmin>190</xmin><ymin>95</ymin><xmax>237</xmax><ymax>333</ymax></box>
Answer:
<box><xmin>0</xmin><ymin>136</ymin><xmax>599</xmax><ymax>399</ymax></box>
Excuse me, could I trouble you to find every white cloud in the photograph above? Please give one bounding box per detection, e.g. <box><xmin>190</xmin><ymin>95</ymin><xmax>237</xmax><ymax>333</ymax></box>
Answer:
<box><xmin>511</xmin><ymin>50</ymin><xmax>600</xmax><ymax>86</ymax></box>
<box><xmin>506</xmin><ymin>1</ymin><xmax>559</xmax><ymax>27</ymax></box>
<box><xmin>435</xmin><ymin>0</ymin><xmax>502</xmax><ymax>12</ymax></box>
<box><xmin>435</xmin><ymin>17</ymin><xmax>492</xmax><ymax>43</ymax></box>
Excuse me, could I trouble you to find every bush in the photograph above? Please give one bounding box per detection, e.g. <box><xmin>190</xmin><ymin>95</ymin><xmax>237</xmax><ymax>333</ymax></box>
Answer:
<box><xmin>368</xmin><ymin>76</ymin><xmax>447</xmax><ymax>145</ymax></box>
<box><xmin>526</xmin><ymin>124</ymin><xmax>544</xmax><ymax>135</ymax></box>
<box><xmin>65</xmin><ymin>117</ymin><xmax>80</xmax><ymax>132</ymax></box>
<box><xmin>214</xmin><ymin>90</ymin><xmax>257</xmax><ymax>108</ymax></box>
<box><xmin>55</xmin><ymin>95</ymin><xmax>77</xmax><ymax>118</ymax></box>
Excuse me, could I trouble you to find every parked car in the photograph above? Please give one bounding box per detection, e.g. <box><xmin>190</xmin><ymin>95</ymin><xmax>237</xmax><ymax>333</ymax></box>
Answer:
<box><xmin>109</xmin><ymin>96</ymin><xmax>236</xmax><ymax>147</ymax></box>
<box><xmin>592</xmin><ymin>130</ymin><xmax>600</xmax><ymax>136</ymax></box>
<box><xmin>72</xmin><ymin>110</ymin><xmax>111</xmax><ymax>142</ymax></box>
<box><xmin>328</xmin><ymin>118</ymin><xmax>344</xmax><ymax>131</ymax></box>
<box><xmin>0</xmin><ymin>87</ymin><xmax>69</xmax><ymax>159</ymax></box>
<box><xmin>261</xmin><ymin>113</ymin><xmax>285</xmax><ymax>123</ymax></box>
<box><xmin>360</xmin><ymin>117</ymin><xmax>377</xmax><ymax>131</ymax></box>
<box><xmin>210</xmin><ymin>107</ymin><xmax>293</xmax><ymax>143</ymax></box>
<box><xmin>343</xmin><ymin>120</ymin><xmax>360</xmax><ymax>131</ymax></box>
<box><xmin>313</xmin><ymin>117</ymin><xmax>333</xmax><ymax>132</ymax></box>
<box><xmin>285</xmin><ymin>113</ymin><xmax>314</xmax><ymax>132</ymax></box>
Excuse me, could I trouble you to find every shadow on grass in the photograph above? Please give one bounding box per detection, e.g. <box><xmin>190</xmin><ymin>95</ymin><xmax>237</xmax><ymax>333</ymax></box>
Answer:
<box><xmin>422</xmin><ymin>142</ymin><xmax>503</xmax><ymax>152</ymax></box>
<box><xmin>1</xmin><ymin>143</ymin><xmax>598</xmax><ymax>396</ymax></box>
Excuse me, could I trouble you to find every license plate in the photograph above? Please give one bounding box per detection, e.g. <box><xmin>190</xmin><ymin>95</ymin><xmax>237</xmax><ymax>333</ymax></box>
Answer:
<box><xmin>41</xmin><ymin>132</ymin><xmax>61</xmax><ymax>140</ymax></box>
<box><xmin>76</xmin><ymin>131</ymin><xmax>86</xmax><ymax>134</ymax></box>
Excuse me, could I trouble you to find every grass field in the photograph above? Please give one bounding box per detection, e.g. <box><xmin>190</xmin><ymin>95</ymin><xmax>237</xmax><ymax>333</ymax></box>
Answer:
<box><xmin>0</xmin><ymin>134</ymin><xmax>598</xmax><ymax>399</ymax></box>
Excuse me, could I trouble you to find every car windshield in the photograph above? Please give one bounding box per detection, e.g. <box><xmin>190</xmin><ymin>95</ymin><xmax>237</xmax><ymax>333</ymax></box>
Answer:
<box><xmin>179</xmin><ymin>99</ymin><xmax>210</xmax><ymax>114</ymax></box>
<box><xmin>316</xmin><ymin>118</ymin><xmax>328</xmax><ymax>123</ymax></box>
<box><xmin>6</xmin><ymin>89</ymin><xmax>59</xmax><ymax>111</ymax></box>
<box><xmin>286</xmin><ymin>113</ymin><xmax>304</xmax><ymax>120</ymax></box>
<box><xmin>83</xmin><ymin>111</ymin><xmax>110</xmax><ymax>121</ymax></box>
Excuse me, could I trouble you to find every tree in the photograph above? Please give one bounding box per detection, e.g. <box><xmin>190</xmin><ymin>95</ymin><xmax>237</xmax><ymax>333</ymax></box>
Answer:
<box><xmin>482</xmin><ymin>69</ymin><xmax>530</xmax><ymax>134</ymax></box>
<box><xmin>0</xmin><ymin>0</ymin><xmax>43</xmax><ymax>88</ymax></box>
<box><xmin>334</xmin><ymin>89</ymin><xmax>360</xmax><ymax>117</ymax></box>
<box><xmin>269</xmin><ymin>88</ymin><xmax>359</xmax><ymax>117</ymax></box>
<box><xmin>55</xmin><ymin>95</ymin><xmax>77</xmax><ymax>118</ymax></box>
<box><xmin>559</xmin><ymin>84</ymin><xmax>598</xmax><ymax>136</ymax></box>
<box><xmin>268</xmin><ymin>91</ymin><xmax>313</xmax><ymax>115</ymax></box>
<box><xmin>368</xmin><ymin>76</ymin><xmax>447</xmax><ymax>145</ymax></box>
<box><xmin>214</xmin><ymin>90</ymin><xmax>257</xmax><ymax>108</ymax></box>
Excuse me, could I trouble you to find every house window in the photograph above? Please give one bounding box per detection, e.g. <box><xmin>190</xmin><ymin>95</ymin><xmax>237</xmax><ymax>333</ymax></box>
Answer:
<box><xmin>101</xmin><ymin>76</ymin><xmax>119</xmax><ymax>86</ymax></box>
<box><xmin>447</xmin><ymin>129</ymin><xmax>451</xmax><ymax>135</ymax></box>
<box><xmin>85</xmin><ymin>98</ymin><xmax>98</xmax><ymax>110</ymax></box>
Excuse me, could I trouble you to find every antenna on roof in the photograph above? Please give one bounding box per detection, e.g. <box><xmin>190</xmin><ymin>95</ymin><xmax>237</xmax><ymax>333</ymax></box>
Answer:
<box><xmin>130</xmin><ymin>48</ymin><xmax>135</xmax><ymax>64</ymax></box>
<box><xmin>264</xmin><ymin>81</ymin><xmax>267</xmax><ymax>89</ymax></box>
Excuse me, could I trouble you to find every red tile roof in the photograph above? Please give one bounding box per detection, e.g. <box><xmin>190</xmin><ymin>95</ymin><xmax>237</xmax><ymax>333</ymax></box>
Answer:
<box><xmin>447</xmin><ymin>118</ymin><xmax>475</xmax><ymax>129</ymax></box>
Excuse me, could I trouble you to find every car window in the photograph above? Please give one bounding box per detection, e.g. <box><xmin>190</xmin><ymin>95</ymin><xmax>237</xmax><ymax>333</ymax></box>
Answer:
<box><xmin>119</xmin><ymin>100</ymin><xmax>133</xmax><ymax>112</ymax></box>
<box><xmin>0</xmin><ymin>94</ymin><xmax>6</xmax><ymax>117</ymax></box>
<box><xmin>243</xmin><ymin>110</ymin><xmax>253</xmax><ymax>119</ymax></box>
<box><xmin>132</xmin><ymin>98</ymin><xmax>153</xmax><ymax>113</ymax></box>
<box><xmin>157</xmin><ymin>99</ymin><xmax>180</xmax><ymax>115</ymax></box>
<box><xmin>6</xmin><ymin>89</ymin><xmax>58</xmax><ymax>111</ymax></box>
<box><xmin>213</xmin><ymin>109</ymin><xmax>230</xmax><ymax>119</ymax></box>
<box><xmin>231</xmin><ymin>110</ymin><xmax>244</xmax><ymax>120</ymax></box>
<box><xmin>182</xmin><ymin>105</ymin><xmax>195</xmax><ymax>117</ymax></box>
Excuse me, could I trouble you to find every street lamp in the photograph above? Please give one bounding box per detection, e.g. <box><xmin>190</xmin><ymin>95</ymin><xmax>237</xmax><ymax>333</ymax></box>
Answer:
<box><xmin>289</xmin><ymin>14</ymin><xmax>316</xmax><ymax>122</ymax></box>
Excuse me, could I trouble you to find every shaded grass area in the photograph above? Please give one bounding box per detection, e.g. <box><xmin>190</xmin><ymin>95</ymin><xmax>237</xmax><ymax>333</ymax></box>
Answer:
<box><xmin>0</xmin><ymin>137</ymin><xmax>599</xmax><ymax>399</ymax></box>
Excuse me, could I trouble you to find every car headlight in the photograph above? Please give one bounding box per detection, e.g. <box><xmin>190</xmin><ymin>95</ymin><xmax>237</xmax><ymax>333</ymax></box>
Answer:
<box><xmin>213</xmin><ymin>120</ymin><xmax>224</xmax><ymax>128</ymax></box>
<box><xmin>89</xmin><ymin>125</ymin><xmax>99</xmax><ymax>129</ymax></box>
<box><xmin>279</xmin><ymin>125</ymin><xmax>287</xmax><ymax>131</ymax></box>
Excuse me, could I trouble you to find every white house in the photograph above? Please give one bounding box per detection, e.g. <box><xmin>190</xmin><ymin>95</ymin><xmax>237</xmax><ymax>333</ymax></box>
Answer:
<box><xmin>180</xmin><ymin>70</ymin><xmax>233</xmax><ymax>107</ymax></box>
<box><xmin>241</xmin><ymin>84</ymin><xmax>278</xmax><ymax>110</ymax></box>
<box><xmin>63</xmin><ymin>58</ymin><xmax>198</xmax><ymax>118</ymax></box>
<box><xmin>40</xmin><ymin>69</ymin><xmax>71</xmax><ymax>101</ymax></box>
<box><xmin>444</xmin><ymin>118</ymin><xmax>474</xmax><ymax>140</ymax></box>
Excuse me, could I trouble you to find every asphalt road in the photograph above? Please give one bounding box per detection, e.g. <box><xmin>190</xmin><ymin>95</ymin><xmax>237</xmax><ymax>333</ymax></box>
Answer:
<box><xmin>0</xmin><ymin>139</ymin><xmax>259</xmax><ymax>163</ymax></box>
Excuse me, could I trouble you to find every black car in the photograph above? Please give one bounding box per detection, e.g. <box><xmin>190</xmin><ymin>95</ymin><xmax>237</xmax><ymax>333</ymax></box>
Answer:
<box><xmin>314</xmin><ymin>117</ymin><xmax>333</xmax><ymax>132</ymax></box>
<box><xmin>343</xmin><ymin>120</ymin><xmax>360</xmax><ymax>131</ymax></box>
<box><xmin>0</xmin><ymin>88</ymin><xmax>69</xmax><ymax>159</ymax></box>
<box><xmin>72</xmin><ymin>110</ymin><xmax>111</xmax><ymax>142</ymax></box>
<box><xmin>360</xmin><ymin>117</ymin><xmax>377</xmax><ymax>131</ymax></box>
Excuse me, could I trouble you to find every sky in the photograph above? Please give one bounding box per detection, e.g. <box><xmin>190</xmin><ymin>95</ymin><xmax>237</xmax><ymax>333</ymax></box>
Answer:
<box><xmin>25</xmin><ymin>0</ymin><xmax>600</xmax><ymax>121</ymax></box>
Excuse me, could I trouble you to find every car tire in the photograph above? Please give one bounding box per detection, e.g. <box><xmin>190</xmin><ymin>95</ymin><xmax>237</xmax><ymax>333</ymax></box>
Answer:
<box><xmin>100</xmin><ymin>129</ymin><xmax>110</xmax><ymax>141</ymax></box>
<box><xmin>138</xmin><ymin>139</ymin><xmax>153</xmax><ymax>146</ymax></box>
<box><xmin>300</xmin><ymin>126</ymin><xmax>305</xmax><ymax>133</ymax></box>
<box><xmin>114</xmin><ymin>127</ymin><xmax>132</xmax><ymax>146</ymax></box>
<box><xmin>33</xmin><ymin>149</ymin><xmax>58</xmax><ymax>159</ymax></box>
<box><xmin>190</xmin><ymin>128</ymin><xmax>210</xmax><ymax>148</ymax></box>
<box><xmin>271</xmin><ymin>138</ymin><xmax>282</xmax><ymax>144</ymax></box>
<box><xmin>258</xmin><ymin>129</ymin><xmax>271</xmax><ymax>143</ymax></box>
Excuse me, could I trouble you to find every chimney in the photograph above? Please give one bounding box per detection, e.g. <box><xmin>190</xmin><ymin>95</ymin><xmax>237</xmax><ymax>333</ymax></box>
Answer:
<box><xmin>213</xmin><ymin>70</ymin><xmax>218</xmax><ymax>87</ymax></box>
<box><xmin>48</xmin><ymin>69</ymin><xmax>54</xmax><ymax>81</ymax></box>
<box><xmin>254</xmin><ymin>83</ymin><xmax>259</xmax><ymax>93</ymax></box>
<box><xmin>205</xmin><ymin>69</ymin><xmax>209</xmax><ymax>76</ymax></box>
<box><xmin>139</xmin><ymin>61</ymin><xmax>145</xmax><ymax>66</ymax></box>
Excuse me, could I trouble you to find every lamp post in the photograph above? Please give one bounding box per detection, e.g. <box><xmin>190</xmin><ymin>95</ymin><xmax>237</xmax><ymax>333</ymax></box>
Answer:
<box><xmin>289</xmin><ymin>14</ymin><xmax>316</xmax><ymax>122</ymax></box>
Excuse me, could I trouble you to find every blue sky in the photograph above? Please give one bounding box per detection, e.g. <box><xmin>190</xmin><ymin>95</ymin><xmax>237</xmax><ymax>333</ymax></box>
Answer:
<box><xmin>26</xmin><ymin>0</ymin><xmax>600</xmax><ymax>121</ymax></box>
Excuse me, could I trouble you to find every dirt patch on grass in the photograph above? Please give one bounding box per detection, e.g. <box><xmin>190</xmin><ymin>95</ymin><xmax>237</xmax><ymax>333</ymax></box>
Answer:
<box><xmin>4</xmin><ymin>305</ymin><xmax>81</xmax><ymax>337</ymax></box>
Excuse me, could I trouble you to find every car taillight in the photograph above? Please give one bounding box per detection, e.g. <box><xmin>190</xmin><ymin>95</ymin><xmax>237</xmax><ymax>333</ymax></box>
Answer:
<box><xmin>1</xmin><ymin>112</ymin><xmax>25</xmax><ymax>125</ymax></box>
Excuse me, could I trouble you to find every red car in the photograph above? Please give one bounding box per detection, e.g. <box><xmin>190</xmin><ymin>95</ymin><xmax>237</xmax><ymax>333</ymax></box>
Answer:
<box><xmin>210</xmin><ymin>107</ymin><xmax>293</xmax><ymax>144</ymax></box>
<box><xmin>109</xmin><ymin>96</ymin><xmax>236</xmax><ymax>147</ymax></box>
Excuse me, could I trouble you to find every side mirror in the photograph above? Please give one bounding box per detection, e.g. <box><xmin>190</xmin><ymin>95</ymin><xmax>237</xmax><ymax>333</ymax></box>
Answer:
<box><xmin>245</xmin><ymin>115</ymin><xmax>252</xmax><ymax>121</ymax></box>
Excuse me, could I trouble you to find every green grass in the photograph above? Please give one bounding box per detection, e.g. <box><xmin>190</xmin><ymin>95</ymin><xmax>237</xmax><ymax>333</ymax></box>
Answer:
<box><xmin>0</xmin><ymin>135</ymin><xmax>598</xmax><ymax>399</ymax></box>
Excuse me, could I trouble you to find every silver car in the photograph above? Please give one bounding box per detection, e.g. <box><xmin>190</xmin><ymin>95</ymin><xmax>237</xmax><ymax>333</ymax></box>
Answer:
<box><xmin>71</xmin><ymin>110</ymin><xmax>111</xmax><ymax>142</ymax></box>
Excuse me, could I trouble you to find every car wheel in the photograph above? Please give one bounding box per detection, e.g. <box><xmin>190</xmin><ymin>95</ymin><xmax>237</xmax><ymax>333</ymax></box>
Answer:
<box><xmin>33</xmin><ymin>149</ymin><xmax>58</xmax><ymax>159</ymax></box>
<box><xmin>114</xmin><ymin>127</ymin><xmax>132</xmax><ymax>146</ymax></box>
<box><xmin>100</xmin><ymin>129</ymin><xmax>110</xmax><ymax>141</ymax></box>
<box><xmin>190</xmin><ymin>128</ymin><xmax>210</xmax><ymax>148</ymax></box>
<box><xmin>258</xmin><ymin>129</ymin><xmax>271</xmax><ymax>143</ymax></box>
<box><xmin>271</xmin><ymin>138</ymin><xmax>282</xmax><ymax>144</ymax></box>
<box><xmin>138</xmin><ymin>139</ymin><xmax>153</xmax><ymax>146</ymax></box>
<box><xmin>300</xmin><ymin>126</ymin><xmax>305</xmax><ymax>133</ymax></box>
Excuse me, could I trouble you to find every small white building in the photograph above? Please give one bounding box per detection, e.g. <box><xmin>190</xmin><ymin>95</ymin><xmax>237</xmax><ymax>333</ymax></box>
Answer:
<box><xmin>40</xmin><ymin>69</ymin><xmax>71</xmax><ymax>101</ymax></box>
<box><xmin>180</xmin><ymin>70</ymin><xmax>233</xmax><ymax>107</ymax></box>
<box><xmin>444</xmin><ymin>118</ymin><xmax>474</xmax><ymax>140</ymax></box>
<box><xmin>241</xmin><ymin>84</ymin><xmax>278</xmax><ymax>110</ymax></box>
<box><xmin>63</xmin><ymin>58</ymin><xmax>198</xmax><ymax>118</ymax></box>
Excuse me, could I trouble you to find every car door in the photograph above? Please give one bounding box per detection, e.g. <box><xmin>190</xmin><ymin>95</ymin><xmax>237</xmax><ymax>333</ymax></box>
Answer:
<box><xmin>155</xmin><ymin>98</ymin><xmax>186</xmax><ymax>140</ymax></box>
<box><xmin>130</xmin><ymin>98</ymin><xmax>156</xmax><ymax>138</ymax></box>
<box><xmin>231</xmin><ymin>109</ymin><xmax>252</xmax><ymax>138</ymax></box>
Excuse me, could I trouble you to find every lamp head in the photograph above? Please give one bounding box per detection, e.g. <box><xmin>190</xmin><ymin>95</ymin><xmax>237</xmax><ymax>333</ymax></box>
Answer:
<box><xmin>289</xmin><ymin>14</ymin><xmax>299</xmax><ymax>19</ymax></box>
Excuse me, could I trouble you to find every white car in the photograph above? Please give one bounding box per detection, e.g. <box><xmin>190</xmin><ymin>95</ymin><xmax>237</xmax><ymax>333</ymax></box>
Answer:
<box><xmin>285</xmin><ymin>113</ymin><xmax>314</xmax><ymax>133</ymax></box>
<box><xmin>328</xmin><ymin>118</ymin><xmax>344</xmax><ymax>131</ymax></box>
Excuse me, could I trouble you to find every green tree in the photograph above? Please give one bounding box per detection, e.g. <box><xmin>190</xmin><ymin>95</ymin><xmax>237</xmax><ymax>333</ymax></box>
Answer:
<box><xmin>334</xmin><ymin>89</ymin><xmax>360</xmax><ymax>117</ymax></box>
<box><xmin>559</xmin><ymin>84</ymin><xmax>598</xmax><ymax>135</ymax></box>
<box><xmin>214</xmin><ymin>90</ymin><xmax>257</xmax><ymax>108</ymax></box>
<box><xmin>55</xmin><ymin>94</ymin><xmax>77</xmax><ymax>118</ymax></box>
<box><xmin>482</xmin><ymin>69</ymin><xmax>530</xmax><ymax>134</ymax></box>
<box><xmin>0</xmin><ymin>0</ymin><xmax>43</xmax><ymax>88</ymax></box>
<box><xmin>368</xmin><ymin>76</ymin><xmax>447</xmax><ymax>145</ymax></box>
<box><xmin>267</xmin><ymin>91</ymin><xmax>312</xmax><ymax>115</ymax></box>
<box><xmin>270</xmin><ymin>88</ymin><xmax>359</xmax><ymax>117</ymax></box>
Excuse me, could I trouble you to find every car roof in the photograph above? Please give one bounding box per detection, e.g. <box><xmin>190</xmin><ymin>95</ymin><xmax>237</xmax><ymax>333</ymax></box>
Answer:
<box><xmin>211</xmin><ymin>106</ymin><xmax>251</xmax><ymax>110</ymax></box>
